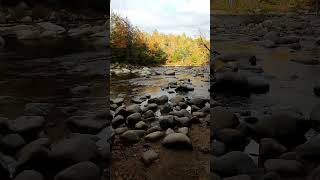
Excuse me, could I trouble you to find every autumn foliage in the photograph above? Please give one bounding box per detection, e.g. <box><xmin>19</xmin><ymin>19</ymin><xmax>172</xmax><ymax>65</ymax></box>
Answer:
<box><xmin>110</xmin><ymin>12</ymin><xmax>209</xmax><ymax>66</ymax></box>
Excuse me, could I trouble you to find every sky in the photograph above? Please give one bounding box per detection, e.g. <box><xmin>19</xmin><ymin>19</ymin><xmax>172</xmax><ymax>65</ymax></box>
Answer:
<box><xmin>111</xmin><ymin>0</ymin><xmax>210</xmax><ymax>39</ymax></box>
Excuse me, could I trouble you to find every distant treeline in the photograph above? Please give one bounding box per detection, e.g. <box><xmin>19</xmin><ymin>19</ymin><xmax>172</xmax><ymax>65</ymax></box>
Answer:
<box><xmin>111</xmin><ymin>13</ymin><xmax>210</xmax><ymax>66</ymax></box>
<box><xmin>0</xmin><ymin>0</ymin><xmax>109</xmax><ymax>11</ymax></box>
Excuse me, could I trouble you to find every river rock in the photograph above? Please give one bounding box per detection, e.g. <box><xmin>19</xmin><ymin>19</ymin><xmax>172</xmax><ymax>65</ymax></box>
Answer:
<box><xmin>174</xmin><ymin>116</ymin><xmax>191</xmax><ymax>127</ymax></box>
<box><xmin>212</xmin><ymin>72</ymin><xmax>249</xmax><ymax>95</ymax></box>
<box><xmin>223</xmin><ymin>175</ymin><xmax>251</xmax><ymax>180</ymax></box>
<box><xmin>189</xmin><ymin>97</ymin><xmax>207</xmax><ymax>108</ymax></box>
<box><xmin>9</xmin><ymin>116</ymin><xmax>45</xmax><ymax>135</ymax></box>
<box><xmin>175</xmin><ymin>85</ymin><xmax>194</xmax><ymax>92</ymax></box>
<box><xmin>177</xmin><ymin>127</ymin><xmax>188</xmax><ymax>135</ymax></box>
<box><xmin>159</xmin><ymin>115</ymin><xmax>175</xmax><ymax>129</ymax></box>
<box><xmin>264</xmin><ymin>159</ymin><xmax>304</xmax><ymax>176</ymax></box>
<box><xmin>121</xmin><ymin>130</ymin><xmax>144</xmax><ymax>144</ymax></box>
<box><xmin>211</xmin><ymin>151</ymin><xmax>257</xmax><ymax>176</ymax></box>
<box><xmin>165</xmin><ymin>128</ymin><xmax>175</xmax><ymax>135</ymax></box>
<box><xmin>164</xmin><ymin>70</ymin><xmax>175</xmax><ymax>75</ymax></box>
<box><xmin>146</xmin><ymin>126</ymin><xmax>161</xmax><ymax>134</ymax></box>
<box><xmin>170</xmin><ymin>95</ymin><xmax>185</xmax><ymax>105</ymax></box>
<box><xmin>260</xmin><ymin>40</ymin><xmax>275</xmax><ymax>48</ymax></box>
<box><xmin>259</xmin><ymin>138</ymin><xmax>287</xmax><ymax>161</ymax></box>
<box><xmin>314</xmin><ymin>82</ymin><xmax>320</xmax><ymax>96</ymax></box>
<box><xmin>135</xmin><ymin>121</ymin><xmax>148</xmax><ymax>130</ymax></box>
<box><xmin>310</xmin><ymin>104</ymin><xmax>320</xmax><ymax>129</ymax></box>
<box><xmin>15</xmin><ymin>138</ymin><xmax>50</xmax><ymax>171</ymax></box>
<box><xmin>162</xmin><ymin>133</ymin><xmax>192</xmax><ymax>150</ymax></box>
<box><xmin>212</xmin><ymin>107</ymin><xmax>239</xmax><ymax>129</ymax></box>
<box><xmin>215</xmin><ymin>128</ymin><xmax>248</xmax><ymax>151</ymax></box>
<box><xmin>264</xmin><ymin>31</ymin><xmax>279</xmax><ymax>43</ymax></box>
<box><xmin>71</xmin><ymin>86</ymin><xmax>90</xmax><ymax>97</ymax></box>
<box><xmin>67</xmin><ymin>115</ymin><xmax>108</xmax><ymax>134</ymax></box>
<box><xmin>23</xmin><ymin>103</ymin><xmax>53</xmax><ymax>116</ymax></box>
<box><xmin>143</xmin><ymin>110</ymin><xmax>154</xmax><ymax>119</ymax></box>
<box><xmin>50</xmin><ymin>135</ymin><xmax>98</xmax><ymax>166</ymax></box>
<box><xmin>141</xmin><ymin>149</ymin><xmax>158</xmax><ymax>166</ymax></box>
<box><xmin>1</xmin><ymin>133</ymin><xmax>25</xmax><ymax>153</ymax></box>
<box><xmin>126</xmin><ymin>113</ymin><xmax>142</xmax><ymax>127</ymax></box>
<box><xmin>0</xmin><ymin>36</ymin><xmax>5</xmax><ymax>48</ymax></box>
<box><xmin>13</xmin><ymin>170</ymin><xmax>44</xmax><ymax>180</ymax></box>
<box><xmin>54</xmin><ymin>161</ymin><xmax>100</xmax><ymax>180</ymax></box>
<box><xmin>112</xmin><ymin>115</ymin><xmax>125</xmax><ymax>128</ymax></box>
<box><xmin>249</xmin><ymin>109</ymin><xmax>310</xmax><ymax>145</ymax></box>
<box><xmin>111</xmin><ymin>98</ymin><xmax>124</xmax><ymax>105</ymax></box>
<box><xmin>247</xmin><ymin>76</ymin><xmax>270</xmax><ymax>93</ymax></box>
<box><xmin>160</xmin><ymin>103</ymin><xmax>172</xmax><ymax>114</ymax></box>
<box><xmin>145</xmin><ymin>131</ymin><xmax>165</xmax><ymax>142</ymax></box>
<box><xmin>0</xmin><ymin>152</ymin><xmax>16</xmax><ymax>179</ymax></box>
<box><xmin>114</xmin><ymin>127</ymin><xmax>127</xmax><ymax>135</ymax></box>
<box><xmin>157</xmin><ymin>95</ymin><xmax>168</xmax><ymax>105</ymax></box>
<box><xmin>296</xmin><ymin>134</ymin><xmax>320</xmax><ymax>158</ymax></box>
<box><xmin>126</xmin><ymin>104</ymin><xmax>141</xmax><ymax>114</ymax></box>
<box><xmin>290</xmin><ymin>58</ymin><xmax>320</xmax><ymax>65</ymax></box>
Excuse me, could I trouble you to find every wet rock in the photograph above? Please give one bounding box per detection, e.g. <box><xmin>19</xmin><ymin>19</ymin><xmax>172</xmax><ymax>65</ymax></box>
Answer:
<box><xmin>211</xmin><ymin>151</ymin><xmax>257</xmax><ymax>176</ymax></box>
<box><xmin>111</xmin><ymin>98</ymin><xmax>124</xmax><ymax>105</ymax></box>
<box><xmin>279</xmin><ymin>152</ymin><xmax>297</xmax><ymax>160</ymax></box>
<box><xmin>210</xmin><ymin>173</ymin><xmax>221</xmax><ymax>180</ymax></box>
<box><xmin>215</xmin><ymin>128</ymin><xmax>248</xmax><ymax>151</ymax></box>
<box><xmin>112</xmin><ymin>115</ymin><xmax>125</xmax><ymax>128</ymax></box>
<box><xmin>9</xmin><ymin>116</ymin><xmax>45</xmax><ymax>135</ymax></box>
<box><xmin>24</xmin><ymin>103</ymin><xmax>53</xmax><ymax>116</ymax></box>
<box><xmin>249</xmin><ymin>56</ymin><xmax>257</xmax><ymax>66</ymax></box>
<box><xmin>16</xmin><ymin>29</ymin><xmax>41</xmax><ymax>40</ymax></box>
<box><xmin>145</xmin><ymin>131</ymin><xmax>165</xmax><ymax>142</ymax></box>
<box><xmin>20</xmin><ymin>16</ymin><xmax>32</xmax><ymax>23</ymax></box>
<box><xmin>259</xmin><ymin>138</ymin><xmax>287</xmax><ymax>160</ymax></box>
<box><xmin>162</xmin><ymin>133</ymin><xmax>192</xmax><ymax>150</ymax></box>
<box><xmin>54</xmin><ymin>161</ymin><xmax>100</xmax><ymax>180</ymax></box>
<box><xmin>126</xmin><ymin>104</ymin><xmax>141</xmax><ymax>114</ymax></box>
<box><xmin>191</xmin><ymin>105</ymin><xmax>200</xmax><ymax>112</ymax></box>
<box><xmin>68</xmin><ymin>25</ymin><xmax>93</xmax><ymax>38</ymax></box>
<box><xmin>177</xmin><ymin>127</ymin><xmax>188</xmax><ymax>135</ymax></box>
<box><xmin>308</xmin><ymin>165</ymin><xmax>320</xmax><ymax>180</ymax></box>
<box><xmin>223</xmin><ymin>175</ymin><xmax>251</xmax><ymax>180</ymax></box>
<box><xmin>141</xmin><ymin>150</ymin><xmax>158</xmax><ymax>166</ymax></box>
<box><xmin>13</xmin><ymin>170</ymin><xmax>44</xmax><ymax>180</ymax></box>
<box><xmin>193</xmin><ymin>112</ymin><xmax>206</xmax><ymax>118</ymax></box>
<box><xmin>159</xmin><ymin>115</ymin><xmax>175</xmax><ymax>129</ymax></box>
<box><xmin>143</xmin><ymin>110</ymin><xmax>154</xmax><ymax>119</ymax></box>
<box><xmin>1</xmin><ymin>134</ymin><xmax>25</xmax><ymax>153</ymax></box>
<box><xmin>135</xmin><ymin>121</ymin><xmax>148</xmax><ymax>130</ymax></box>
<box><xmin>0</xmin><ymin>117</ymin><xmax>10</xmax><ymax>134</ymax></box>
<box><xmin>126</xmin><ymin>113</ymin><xmax>142</xmax><ymax>127</ymax></box>
<box><xmin>211</xmin><ymin>140</ymin><xmax>226</xmax><ymax>156</ymax></box>
<box><xmin>264</xmin><ymin>159</ymin><xmax>304</xmax><ymax>176</ymax></box>
<box><xmin>146</xmin><ymin>103</ymin><xmax>158</xmax><ymax>112</ymax></box>
<box><xmin>212</xmin><ymin>107</ymin><xmax>239</xmax><ymax>129</ymax></box>
<box><xmin>277</xmin><ymin>36</ymin><xmax>300</xmax><ymax>45</ymax></box>
<box><xmin>50</xmin><ymin>135</ymin><xmax>98</xmax><ymax>165</ymax></box>
<box><xmin>164</xmin><ymin>70</ymin><xmax>175</xmax><ymax>75</ymax></box>
<box><xmin>121</xmin><ymin>130</ymin><xmax>144</xmax><ymax>144</ymax></box>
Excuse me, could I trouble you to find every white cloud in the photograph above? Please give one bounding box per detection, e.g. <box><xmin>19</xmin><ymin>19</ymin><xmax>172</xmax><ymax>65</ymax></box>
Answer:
<box><xmin>110</xmin><ymin>0</ymin><xmax>210</xmax><ymax>38</ymax></box>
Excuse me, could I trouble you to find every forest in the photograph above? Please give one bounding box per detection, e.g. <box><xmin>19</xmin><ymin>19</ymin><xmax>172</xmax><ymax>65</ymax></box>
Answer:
<box><xmin>110</xmin><ymin>12</ymin><xmax>210</xmax><ymax>66</ymax></box>
<box><xmin>211</xmin><ymin>0</ymin><xmax>319</xmax><ymax>13</ymax></box>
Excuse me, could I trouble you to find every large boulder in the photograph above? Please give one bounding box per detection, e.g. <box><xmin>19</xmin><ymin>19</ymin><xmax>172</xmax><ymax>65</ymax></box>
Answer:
<box><xmin>264</xmin><ymin>159</ymin><xmax>304</xmax><ymax>176</ymax></box>
<box><xmin>211</xmin><ymin>107</ymin><xmax>239</xmax><ymax>130</ymax></box>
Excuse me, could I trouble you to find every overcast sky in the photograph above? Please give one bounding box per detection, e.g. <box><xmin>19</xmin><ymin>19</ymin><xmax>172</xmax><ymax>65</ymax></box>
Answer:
<box><xmin>111</xmin><ymin>0</ymin><xmax>210</xmax><ymax>39</ymax></box>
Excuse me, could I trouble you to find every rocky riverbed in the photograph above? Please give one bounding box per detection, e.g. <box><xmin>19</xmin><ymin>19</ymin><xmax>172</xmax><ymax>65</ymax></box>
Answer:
<box><xmin>110</xmin><ymin>65</ymin><xmax>210</xmax><ymax>179</ymax></box>
<box><xmin>210</xmin><ymin>13</ymin><xmax>320</xmax><ymax>180</ymax></box>
<box><xmin>0</xmin><ymin>36</ymin><xmax>110</xmax><ymax>180</ymax></box>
